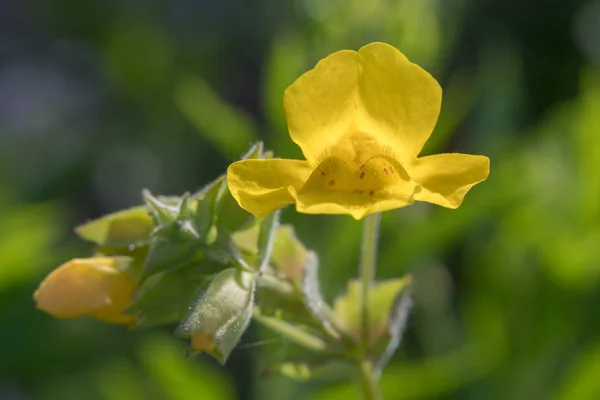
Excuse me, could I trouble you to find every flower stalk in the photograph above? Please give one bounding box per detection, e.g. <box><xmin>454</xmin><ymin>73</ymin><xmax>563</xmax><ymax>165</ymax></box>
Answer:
<box><xmin>359</xmin><ymin>212</ymin><xmax>381</xmax><ymax>350</ymax></box>
<box><xmin>359</xmin><ymin>212</ymin><xmax>382</xmax><ymax>399</ymax></box>
<box><xmin>359</xmin><ymin>360</ymin><xmax>381</xmax><ymax>400</ymax></box>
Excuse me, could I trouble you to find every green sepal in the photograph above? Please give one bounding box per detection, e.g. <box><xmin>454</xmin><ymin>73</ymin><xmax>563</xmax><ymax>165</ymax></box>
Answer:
<box><xmin>128</xmin><ymin>262</ymin><xmax>219</xmax><ymax>328</ymax></box>
<box><xmin>192</xmin><ymin>177</ymin><xmax>226</xmax><ymax>240</ymax></box>
<box><xmin>252</xmin><ymin>307</ymin><xmax>332</xmax><ymax>353</ymax></box>
<box><xmin>190</xmin><ymin>174</ymin><xmax>225</xmax><ymax>200</ymax></box>
<box><xmin>333</xmin><ymin>276</ymin><xmax>413</xmax><ymax>346</ymax></box>
<box><xmin>271</xmin><ymin>224</ymin><xmax>307</xmax><ymax>280</ymax></box>
<box><xmin>373</xmin><ymin>277</ymin><xmax>413</xmax><ymax>377</ymax></box>
<box><xmin>274</xmin><ymin>360</ymin><xmax>355</xmax><ymax>382</ymax></box>
<box><xmin>141</xmin><ymin>237</ymin><xmax>200</xmax><ymax>281</ymax></box>
<box><xmin>179</xmin><ymin>268</ymin><xmax>256</xmax><ymax>364</ymax></box>
<box><xmin>75</xmin><ymin>206</ymin><xmax>153</xmax><ymax>246</ymax></box>
<box><xmin>255</xmin><ymin>272</ymin><xmax>315</xmax><ymax>326</ymax></box>
<box><xmin>143</xmin><ymin>190</ymin><xmax>180</xmax><ymax>226</ymax></box>
<box><xmin>203</xmin><ymin>227</ymin><xmax>253</xmax><ymax>270</ymax></box>
<box><xmin>139</xmin><ymin>184</ymin><xmax>227</xmax><ymax>281</ymax></box>
<box><xmin>240</xmin><ymin>141</ymin><xmax>264</xmax><ymax>160</ymax></box>
<box><xmin>259</xmin><ymin>338</ymin><xmax>353</xmax><ymax>381</ymax></box>
<box><xmin>217</xmin><ymin>188</ymin><xmax>254</xmax><ymax>233</ymax></box>
<box><xmin>95</xmin><ymin>243</ymin><xmax>149</xmax><ymax>278</ymax></box>
<box><xmin>256</xmin><ymin>210</ymin><xmax>280</xmax><ymax>272</ymax></box>
<box><xmin>300</xmin><ymin>251</ymin><xmax>343</xmax><ymax>339</ymax></box>
<box><xmin>109</xmin><ymin>255</ymin><xmax>145</xmax><ymax>282</ymax></box>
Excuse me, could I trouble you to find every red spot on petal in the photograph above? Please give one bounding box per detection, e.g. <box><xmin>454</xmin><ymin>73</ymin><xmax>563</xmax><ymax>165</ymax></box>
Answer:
<box><xmin>359</xmin><ymin>171</ymin><xmax>365</xmax><ymax>179</ymax></box>
<box><xmin>383</xmin><ymin>168</ymin><xmax>388</xmax><ymax>174</ymax></box>
<box><xmin>320</xmin><ymin>171</ymin><xmax>326</xmax><ymax>176</ymax></box>
<box><xmin>369</xmin><ymin>190</ymin><xmax>374</xmax><ymax>196</ymax></box>
<box><xmin>328</xmin><ymin>180</ymin><xmax>335</xmax><ymax>186</ymax></box>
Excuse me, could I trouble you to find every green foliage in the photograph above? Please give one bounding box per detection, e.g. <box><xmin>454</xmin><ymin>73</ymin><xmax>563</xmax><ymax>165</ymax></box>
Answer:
<box><xmin>5</xmin><ymin>1</ymin><xmax>599</xmax><ymax>399</ymax></box>
<box><xmin>57</xmin><ymin>143</ymin><xmax>416</xmax><ymax>383</ymax></box>
<box><xmin>0</xmin><ymin>199</ymin><xmax>63</xmax><ymax>291</ymax></box>
<box><xmin>136</xmin><ymin>335</ymin><xmax>236</xmax><ymax>400</ymax></box>
<box><xmin>174</xmin><ymin>74</ymin><xmax>258</xmax><ymax>158</ymax></box>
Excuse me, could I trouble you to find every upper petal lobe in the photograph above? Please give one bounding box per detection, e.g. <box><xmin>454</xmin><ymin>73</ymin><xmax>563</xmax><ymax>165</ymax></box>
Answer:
<box><xmin>284</xmin><ymin>42</ymin><xmax>442</xmax><ymax>164</ymax></box>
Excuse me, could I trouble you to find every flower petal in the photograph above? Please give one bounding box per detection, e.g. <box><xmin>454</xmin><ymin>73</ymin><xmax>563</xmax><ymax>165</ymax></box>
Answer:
<box><xmin>284</xmin><ymin>50</ymin><xmax>360</xmax><ymax>164</ymax></box>
<box><xmin>290</xmin><ymin>155</ymin><xmax>420</xmax><ymax>220</ymax></box>
<box><xmin>284</xmin><ymin>42</ymin><xmax>441</xmax><ymax>164</ymax></box>
<box><xmin>227</xmin><ymin>159</ymin><xmax>313</xmax><ymax>218</ymax></box>
<box><xmin>357</xmin><ymin>42</ymin><xmax>442</xmax><ymax>160</ymax></box>
<box><xmin>410</xmin><ymin>153</ymin><xmax>490</xmax><ymax>208</ymax></box>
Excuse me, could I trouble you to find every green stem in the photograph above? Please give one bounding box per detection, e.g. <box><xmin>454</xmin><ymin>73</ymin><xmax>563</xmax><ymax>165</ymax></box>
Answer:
<box><xmin>359</xmin><ymin>212</ymin><xmax>381</xmax><ymax>350</ymax></box>
<box><xmin>359</xmin><ymin>360</ymin><xmax>381</xmax><ymax>400</ymax></box>
<box><xmin>358</xmin><ymin>213</ymin><xmax>382</xmax><ymax>400</ymax></box>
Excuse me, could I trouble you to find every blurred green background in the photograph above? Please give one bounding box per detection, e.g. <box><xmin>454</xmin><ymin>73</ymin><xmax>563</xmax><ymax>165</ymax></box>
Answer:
<box><xmin>2</xmin><ymin>0</ymin><xmax>600</xmax><ymax>399</ymax></box>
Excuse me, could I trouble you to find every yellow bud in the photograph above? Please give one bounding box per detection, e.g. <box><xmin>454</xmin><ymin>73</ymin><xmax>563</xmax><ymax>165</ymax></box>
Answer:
<box><xmin>191</xmin><ymin>331</ymin><xmax>216</xmax><ymax>352</ymax></box>
<box><xmin>34</xmin><ymin>257</ymin><xmax>136</xmax><ymax>325</ymax></box>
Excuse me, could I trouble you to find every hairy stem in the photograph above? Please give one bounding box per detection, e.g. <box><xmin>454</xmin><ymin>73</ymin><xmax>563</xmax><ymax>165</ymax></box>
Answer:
<box><xmin>359</xmin><ymin>360</ymin><xmax>381</xmax><ymax>400</ymax></box>
<box><xmin>358</xmin><ymin>213</ymin><xmax>382</xmax><ymax>399</ymax></box>
<box><xmin>359</xmin><ymin>212</ymin><xmax>381</xmax><ymax>350</ymax></box>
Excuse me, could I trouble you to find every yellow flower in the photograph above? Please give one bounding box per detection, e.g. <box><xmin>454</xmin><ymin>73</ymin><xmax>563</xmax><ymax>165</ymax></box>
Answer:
<box><xmin>34</xmin><ymin>257</ymin><xmax>136</xmax><ymax>325</ymax></box>
<box><xmin>228</xmin><ymin>42</ymin><xmax>490</xmax><ymax>220</ymax></box>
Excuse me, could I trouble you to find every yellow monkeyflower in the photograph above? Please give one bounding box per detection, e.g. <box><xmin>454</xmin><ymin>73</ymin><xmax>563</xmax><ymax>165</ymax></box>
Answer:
<box><xmin>228</xmin><ymin>42</ymin><xmax>489</xmax><ymax>220</ymax></box>
<box><xmin>34</xmin><ymin>257</ymin><xmax>136</xmax><ymax>325</ymax></box>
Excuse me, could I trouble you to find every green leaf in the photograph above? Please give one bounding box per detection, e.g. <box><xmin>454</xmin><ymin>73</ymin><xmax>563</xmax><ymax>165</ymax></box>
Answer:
<box><xmin>75</xmin><ymin>206</ymin><xmax>153</xmax><ymax>246</ymax></box>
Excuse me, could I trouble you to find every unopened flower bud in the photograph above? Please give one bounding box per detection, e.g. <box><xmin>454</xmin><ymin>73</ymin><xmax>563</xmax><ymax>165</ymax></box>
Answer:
<box><xmin>34</xmin><ymin>257</ymin><xmax>137</xmax><ymax>325</ymax></box>
<box><xmin>180</xmin><ymin>268</ymin><xmax>255</xmax><ymax>363</ymax></box>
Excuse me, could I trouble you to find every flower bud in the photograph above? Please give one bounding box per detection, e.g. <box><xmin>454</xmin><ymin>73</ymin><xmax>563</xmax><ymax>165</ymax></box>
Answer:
<box><xmin>180</xmin><ymin>268</ymin><xmax>255</xmax><ymax>363</ymax></box>
<box><xmin>34</xmin><ymin>257</ymin><xmax>137</xmax><ymax>325</ymax></box>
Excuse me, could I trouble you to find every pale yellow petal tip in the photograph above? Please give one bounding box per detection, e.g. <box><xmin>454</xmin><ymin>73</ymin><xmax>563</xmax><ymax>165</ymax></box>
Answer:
<box><xmin>34</xmin><ymin>257</ymin><xmax>136</xmax><ymax>325</ymax></box>
<box><xmin>412</xmin><ymin>154</ymin><xmax>491</xmax><ymax>209</ymax></box>
<box><xmin>191</xmin><ymin>331</ymin><xmax>217</xmax><ymax>352</ymax></box>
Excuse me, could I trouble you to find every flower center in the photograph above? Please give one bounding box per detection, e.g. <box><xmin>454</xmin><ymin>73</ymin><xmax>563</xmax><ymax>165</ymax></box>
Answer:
<box><xmin>297</xmin><ymin>151</ymin><xmax>416</xmax><ymax>207</ymax></box>
<box><xmin>342</xmin><ymin>131</ymin><xmax>382</xmax><ymax>166</ymax></box>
